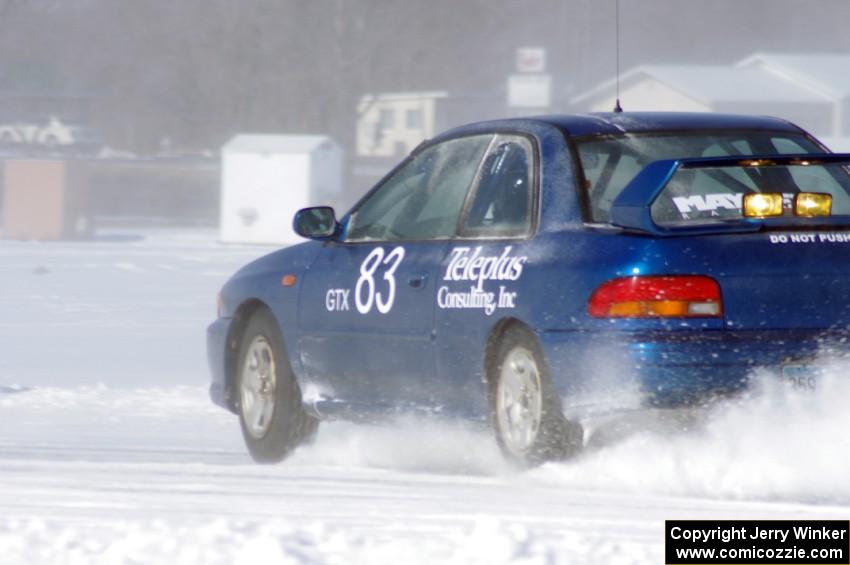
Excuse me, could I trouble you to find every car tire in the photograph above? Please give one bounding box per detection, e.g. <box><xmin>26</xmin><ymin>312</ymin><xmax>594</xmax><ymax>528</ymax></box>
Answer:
<box><xmin>488</xmin><ymin>325</ymin><xmax>583</xmax><ymax>466</ymax></box>
<box><xmin>235</xmin><ymin>308</ymin><xmax>318</xmax><ymax>463</ymax></box>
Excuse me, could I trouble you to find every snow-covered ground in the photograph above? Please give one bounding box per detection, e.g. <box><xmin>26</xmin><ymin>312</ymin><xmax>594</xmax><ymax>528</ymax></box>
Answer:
<box><xmin>1</xmin><ymin>230</ymin><xmax>849</xmax><ymax>564</ymax></box>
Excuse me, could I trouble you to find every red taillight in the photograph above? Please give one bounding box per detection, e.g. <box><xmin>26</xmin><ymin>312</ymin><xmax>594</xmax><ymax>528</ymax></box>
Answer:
<box><xmin>588</xmin><ymin>276</ymin><xmax>722</xmax><ymax>318</ymax></box>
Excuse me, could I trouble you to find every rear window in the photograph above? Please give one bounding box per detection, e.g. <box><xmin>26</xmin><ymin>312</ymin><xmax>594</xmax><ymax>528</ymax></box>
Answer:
<box><xmin>576</xmin><ymin>132</ymin><xmax>850</xmax><ymax>225</ymax></box>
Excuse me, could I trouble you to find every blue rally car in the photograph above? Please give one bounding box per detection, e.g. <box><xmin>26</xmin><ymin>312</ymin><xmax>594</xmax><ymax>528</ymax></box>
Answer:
<box><xmin>207</xmin><ymin>112</ymin><xmax>850</xmax><ymax>465</ymax></box>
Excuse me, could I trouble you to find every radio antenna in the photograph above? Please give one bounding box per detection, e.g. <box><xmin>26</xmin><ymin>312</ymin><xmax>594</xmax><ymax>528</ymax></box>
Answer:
<box><xmin>613</xmin><ymin>0</ymin><xmax>623</xmax><ymax>113</ymax></box>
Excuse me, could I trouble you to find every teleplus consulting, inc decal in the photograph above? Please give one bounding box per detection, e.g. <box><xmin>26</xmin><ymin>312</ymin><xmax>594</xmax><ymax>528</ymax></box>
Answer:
<box><xmin>438</xmin><ymin>246</ymin><xmax>527</xmax><ymax>316</ymax></box>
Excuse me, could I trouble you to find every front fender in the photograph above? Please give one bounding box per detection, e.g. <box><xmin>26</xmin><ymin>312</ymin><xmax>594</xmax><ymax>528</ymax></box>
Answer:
<box><xmin>216</xmin><ymin>241</ymin><xmax>324</xmax><ymax>392</ymax></box>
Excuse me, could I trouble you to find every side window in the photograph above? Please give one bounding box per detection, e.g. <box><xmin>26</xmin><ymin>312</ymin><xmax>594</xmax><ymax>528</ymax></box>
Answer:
<box><xmin>461</xmin><ymin>135</ymin><xmax>535</xmax><ymax>238</ymax></box>
<box><xmin>346</xmin><ymin>135</ymin><xmax>492</xmax><ymax>241</ymax></box>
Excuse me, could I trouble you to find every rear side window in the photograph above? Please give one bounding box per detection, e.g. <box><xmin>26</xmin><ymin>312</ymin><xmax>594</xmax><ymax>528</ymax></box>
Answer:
<box><xmin>461</xmin><ymin>135</ymin><xmax>535</xmax><ymax>238</ymax></box>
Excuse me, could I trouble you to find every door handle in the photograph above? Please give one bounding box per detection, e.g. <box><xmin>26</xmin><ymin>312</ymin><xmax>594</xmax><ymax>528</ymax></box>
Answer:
<box><xmin>408</xmin><ymin>273</ymin><xmax>429</xmax><ymax>289</ymax></box>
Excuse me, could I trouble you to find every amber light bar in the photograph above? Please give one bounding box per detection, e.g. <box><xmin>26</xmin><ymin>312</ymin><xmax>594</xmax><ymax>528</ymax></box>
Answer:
<box><xmin>743</xmin><ymin>192</ymin><xmax>833</xmax><ymax>218</ymax></box>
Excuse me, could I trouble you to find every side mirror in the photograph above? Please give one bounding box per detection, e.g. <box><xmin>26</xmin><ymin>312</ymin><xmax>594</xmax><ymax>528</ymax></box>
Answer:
<box><xmin>293</xmin><ymin>206</ymin><xmax>339</xmax><ymax>239</ymax></box>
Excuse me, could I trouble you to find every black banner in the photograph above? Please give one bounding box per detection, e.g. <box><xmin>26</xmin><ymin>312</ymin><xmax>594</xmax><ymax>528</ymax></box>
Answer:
<box><xmin>666</xmin><ymin>520</ymin><xmax>849</xmax><ymax>564</ymax></box>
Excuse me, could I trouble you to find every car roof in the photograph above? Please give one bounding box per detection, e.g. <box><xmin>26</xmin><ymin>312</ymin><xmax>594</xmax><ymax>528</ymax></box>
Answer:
<box><xmin>547</xmin><ymin>112</ymin><xmax>805</xmax><ymax>136</ymax></box>
<box><xmin>439</xmin><ymin>112</ymin><xmax>806</xmax><ymax>140</ymax></box>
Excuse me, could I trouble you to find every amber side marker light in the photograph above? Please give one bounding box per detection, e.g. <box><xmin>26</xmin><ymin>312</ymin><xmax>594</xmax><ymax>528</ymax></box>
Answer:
<box><xmin>589</xmin><ymin>276</ymin><xmax>722</xmax><ymax>318</ymax></box>
<box><xmin>743</xmin><ymin>193</ymin><xmax>783</xmax><ymax>218</ymax></box>
<box><xmin>282</xmin><ymin>274</ymin><xmax>297</xmax><ymax>287</ymax></box>
<box><xmin>795</xmin><ymin>192</ymin><xmax>832</xmax><ymax>217</ymax></box>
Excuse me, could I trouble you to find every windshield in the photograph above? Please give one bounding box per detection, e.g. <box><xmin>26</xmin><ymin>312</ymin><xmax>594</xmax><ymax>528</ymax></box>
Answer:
<box><xmin>575</xmin><ymin>132</ymin><xmax>850</xmax><ymax>225</ymax></box>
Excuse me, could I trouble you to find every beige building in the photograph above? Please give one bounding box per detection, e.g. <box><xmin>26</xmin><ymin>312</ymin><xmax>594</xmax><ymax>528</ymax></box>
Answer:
<box><xmin>356</xmin><ymin>91</ymin><xmax>448</xmax><ymax>158</ymax></box>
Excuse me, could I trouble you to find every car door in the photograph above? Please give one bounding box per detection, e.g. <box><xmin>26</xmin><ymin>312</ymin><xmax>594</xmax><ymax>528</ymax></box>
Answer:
<box><xmin>297</xmin><ymin>134</ymin><xmax>493</xmax><ymax>413</ymax></box>
<box><xmin>433</xmin><ymin>134</ymin><xmax>539</xmax><ymax>415</ymax></box>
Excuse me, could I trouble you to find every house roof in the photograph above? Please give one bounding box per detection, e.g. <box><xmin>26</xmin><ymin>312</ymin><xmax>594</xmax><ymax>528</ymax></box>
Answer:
<box><xmin>571</xmin><ymin>64</ymin><xmax>832</xmax><ymax>107</ymax></box>
<box><xmin>222</xmin><ymin>134</ymin><xmax>336</xmax><ymax>154</ymax></box>
<box><xmin>737</xmin><ymin>53</ymin><xmax>850</xmax><ymax>99</ymax></box>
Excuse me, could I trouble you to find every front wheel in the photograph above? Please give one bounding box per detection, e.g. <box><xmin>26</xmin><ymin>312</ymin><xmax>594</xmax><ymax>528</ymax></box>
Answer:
<box><xmin>236</xmin><ymin>308</ymin><xmax>317</xmax><ymax>463</ymax></box>
<box><xmin>489</xmin><ymin>325</ymin><xmax>583</xmax><ymax>466</ymax></box>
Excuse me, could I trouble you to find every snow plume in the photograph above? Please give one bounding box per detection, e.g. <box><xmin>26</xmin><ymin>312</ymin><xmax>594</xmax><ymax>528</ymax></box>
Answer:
<box><xmin>533</xmin><ymin>357</ymin><xmax>850</xmax><ymax>503</ymax></box>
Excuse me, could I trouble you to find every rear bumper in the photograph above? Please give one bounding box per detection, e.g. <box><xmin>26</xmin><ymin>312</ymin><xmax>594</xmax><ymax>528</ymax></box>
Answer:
<box><xmin>540</xmin><ymin>329</ymin><xmax>849</xmax><ymax>410</ymax></box>
<box><xmin>206</xmin><ymin>317</ymin><xmax>235</xmax><ymax>412</ymax></box>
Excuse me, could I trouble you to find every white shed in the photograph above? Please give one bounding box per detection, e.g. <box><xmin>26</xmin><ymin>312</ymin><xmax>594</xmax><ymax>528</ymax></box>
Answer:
<box><xmin>220</xmin><ymin>134</ymin><xmax>342</xmax><ymax>245</ymax></box>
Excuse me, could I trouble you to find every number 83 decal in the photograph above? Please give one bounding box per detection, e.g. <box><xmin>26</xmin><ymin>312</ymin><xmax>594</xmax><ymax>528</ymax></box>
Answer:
<box><xmin>355</xmin><ymin>246</ymin><xmax>405</xmax><ymax>314</ymax></box>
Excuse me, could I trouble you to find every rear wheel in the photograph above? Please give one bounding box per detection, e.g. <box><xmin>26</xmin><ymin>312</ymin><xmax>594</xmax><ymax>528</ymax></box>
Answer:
<box><xmin>489</xmin><ymin>325</ymin><xmax>583</xmax><ymax>466</ymax></box>
<box><xmin>236</xmin><ymin>308</ymin><xmax>317</xmax><ymax>463</ymax></box>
